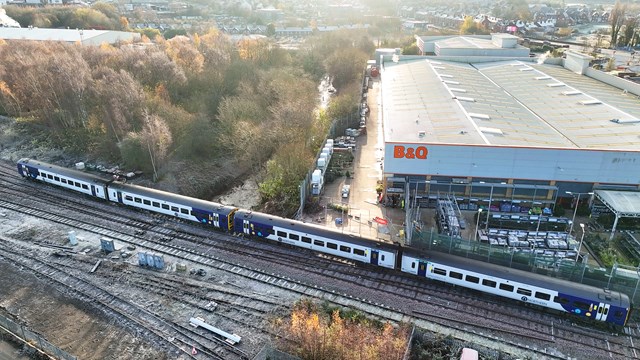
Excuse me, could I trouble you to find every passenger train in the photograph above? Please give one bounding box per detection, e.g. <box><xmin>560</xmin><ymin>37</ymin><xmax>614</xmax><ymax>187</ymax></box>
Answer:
<box><xmin>16</xmin><ymin>158</ymin><xmax>631</xmax><ymax>326</ymax></box>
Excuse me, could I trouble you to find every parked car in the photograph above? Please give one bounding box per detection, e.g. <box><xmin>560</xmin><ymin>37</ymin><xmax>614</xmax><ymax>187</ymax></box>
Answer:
<box><xmin>341</xmin><ymin>185</ymin><xmax>350</xmax><ymax>198</ymax></box>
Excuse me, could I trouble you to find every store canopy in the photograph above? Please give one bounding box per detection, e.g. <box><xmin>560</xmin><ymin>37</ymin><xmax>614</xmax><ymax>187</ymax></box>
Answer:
<box><xmin>594</xmin><ymin>190</ymin><xmax>640</xmax><ymax>239</ymax></box>
<box><xmin>595</xmin><ymin>190</ymin><xmax>640</xmax><ymax>218</ymax></box>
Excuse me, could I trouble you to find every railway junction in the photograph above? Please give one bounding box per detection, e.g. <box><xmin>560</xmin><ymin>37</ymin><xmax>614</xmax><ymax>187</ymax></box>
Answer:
<box><xmin>2</xmin><ymin>155</ymin><xmax>640</xmax><ymax>359</ymax></box>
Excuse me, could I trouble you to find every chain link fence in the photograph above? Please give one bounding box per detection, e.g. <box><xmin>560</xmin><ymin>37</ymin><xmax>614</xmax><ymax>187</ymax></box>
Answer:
<box><xmin>0</xmin><ymin>314</ymin><xmax>76</xmax><ymax>360</ymax></box>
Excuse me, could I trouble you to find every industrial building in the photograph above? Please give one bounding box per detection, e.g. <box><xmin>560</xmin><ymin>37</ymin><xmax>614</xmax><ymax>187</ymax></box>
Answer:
<box><xmin>0</xmin><ymin>28</ymin><xmax>141</xmax><ymax>46</ymax></box>
<box><xmin>376</xmin><ymin>34</ymin><xmax>640</xmax><ymax>240</ymax></box>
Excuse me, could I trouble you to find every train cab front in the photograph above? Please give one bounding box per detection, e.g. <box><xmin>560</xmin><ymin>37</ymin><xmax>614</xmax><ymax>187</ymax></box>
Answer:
<box><xmin>16</xmin><ymin>158</ymin><xmax>37</xmax><ymax>179</ymax></box>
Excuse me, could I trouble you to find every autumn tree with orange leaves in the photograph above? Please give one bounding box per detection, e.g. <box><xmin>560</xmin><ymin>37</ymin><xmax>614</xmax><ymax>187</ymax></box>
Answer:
<box><xmin>276</xmin><ymin>300</ymin><xmax>410</xmax><ymax>360</ymax></box>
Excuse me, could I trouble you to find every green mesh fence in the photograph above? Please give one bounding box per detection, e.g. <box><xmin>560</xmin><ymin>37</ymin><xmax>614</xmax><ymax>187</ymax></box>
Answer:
<box><xmin>411</xmin><ymin>227</ymin><xmax>640</xmax><ymax>306</ymax></box>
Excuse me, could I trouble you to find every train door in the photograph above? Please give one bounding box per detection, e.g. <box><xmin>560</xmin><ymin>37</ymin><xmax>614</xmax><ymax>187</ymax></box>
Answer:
<box><xmin>91</xmin><ymin>185</ymin><xmax>97</xmax><ymax>197</ymax></box>
<box><xmin>243</xmin><ymin>220</ymin><xmax>251</xmax><ymax>235</ymax></box>
<box><xmin>117</xmin><ymin>191</ymin><xmax>123</xmax><ymax>203</ymax></box>
<box><xmin>228</xmin><ymin>210</ymin><xmax>237</xmax><ymax>232</ymax></box>
<box><xmin>595</xmin><ymin>303</ymin><xmax>610</xmax><ymax>321</ymax></box>
<box><xmin>213</xmin><ymin>213</ymin><xmax>220</xmax><ymax>228</ymax></box>
<box><xmin>370</xmin><ymin>250</ymin><xmax>379</xmax><ymax>265</ymax></box>
<box><xmin>417</xmin><ymin>261</ymin><xmax>427</xmax><ymax>277</ymax></box>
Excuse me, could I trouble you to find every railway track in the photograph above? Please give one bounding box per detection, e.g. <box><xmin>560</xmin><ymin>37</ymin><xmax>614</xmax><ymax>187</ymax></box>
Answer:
<box><xmin>0</xmin><ymin>240</ymin><xmax>248</xmax><ymax>360</ymax></box>
<box><xmin>0</xmin><ymin>160</ymin><xmax>637</xmax><ymax>359</ymax></box>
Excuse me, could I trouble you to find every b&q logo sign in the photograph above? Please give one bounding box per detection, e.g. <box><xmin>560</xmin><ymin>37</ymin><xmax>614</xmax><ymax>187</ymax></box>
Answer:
<box><xmin>393</xmin><ymin>145</ymin><xmax>428</xmax><ymax>159</ymax></box>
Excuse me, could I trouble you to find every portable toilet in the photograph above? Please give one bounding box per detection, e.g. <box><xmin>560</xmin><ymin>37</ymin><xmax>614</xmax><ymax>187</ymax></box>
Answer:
<box><xmin>317</xmin><ymin>157</ymin><xmax>327</xmax><ymax>169</ymax></box>
<box><xmin>326</xmin><ymin>139</ymin><xmax>334</xmax><ymax>147</ymax></box>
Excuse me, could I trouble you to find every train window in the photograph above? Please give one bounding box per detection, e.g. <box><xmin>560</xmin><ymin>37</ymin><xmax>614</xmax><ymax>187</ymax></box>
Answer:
<box><xmin>465</xmin><ymin>275</ymin><xmax>480</xmax><ymax>284</ymax></box>
<box><xmin>38</xmin><ymin>171</ymin><xmax>43</xmax><ymax>177</ymax></box>
<box><xmin>411</xmin><ymin>262</ymin><xmax>416</xmax><ymax>269</ymax></box>
<box><xmin>553</xmin><ymin>296</ymin><xmax>569</xmax><ymax>304</ymax></box>
<box><xmin>534</xmin><ymin>292</ymin><xmax>551</xmax><ymax>301</ymax></box>
<box><xmin>353</xmin><ymin>249</ymin><xmax>365</xmax><ymax>256</ymax></box>
<box><xmin>61</xmin><ymin>179</ymin><xmax>67</xmax><ymax>184</ymax></box>
<box><xmin>289</xmin><ymin>234</ymin><xmax>299</xmax><ymax>240</ymax></box>
<box><xmin>604</xmin><ymin>308</ymin><xmax>609</xmax><ymax>315</ymax></box>
<box><xmin>499</xmin><ymin>283</ymin><xmax>514</xmax><ymax>292</ymax></box>
<box><xmin>54</xmin><ymin>176</ymin><xmax>60</xmax><ymax>181</ymax></box>
<box><xmin>381</xmin><ymin>255</ymin><xmax>385</xmax><ymax>261</ymax></box>
<box><xmin>482</xmin><ymin>279</ymin><xmax>496</xmax><ymax>288</ymax></box>
<box><xmin>171</xmin><ymin>206</ymin><xmax>178</xmax><ymax>212</ymax></box>
<box><xmin>162</xmin><ymin>204</ymin><xmax>170</xmax><ymax>210</ymax></box>
<box><xmin>517</xmin><ymin>288</ymin><xmax>532</xmax><ymax>297</ymax></box>
<box><xmin>433</xmin><ymin>268</ymin><xmax>446</xmax><ymax>276</ymax></box>
<box><xmin>598</xmin><ymin>307</ymin><xmax>603</xmax><ymax>314</ymax></box>
<box><xmin>134</xmin><ymin>198</ymin><xmax>142</xmax><ymax>203</ymax></box>
<box><xmin>573</xmin><ymin>301</ymin><xmax>589</xmax><ymax>311</ymax></box>
<box><xmin>82</xmin><ymin>184</ymin><xmax>88</xmax><ymax>190</ymax></box>
<box><xmin>277</xmin><ymin>231</ymin><xmax>287</xmax><ymax>237</ymax></box>
<box><xmin>180</xmin><ymin>208</ymin><xmax>189</xmax><ymax>214</ymax></box>
<box><xmin>125</xmin><ymin>195</ymin><xmax>133</xmax><ymax>201</ymax></box>
<box><xmin>47</xmin><ymin>174</ymin><xmax>53</xmax><ymax>179</ymax></box>
<box><xmin>327</xmin><ymin>243</ymin><xmax>337</xmax><ymax>250</ymax></box>
<box><xmin>153</xmin><ymin>202</ymin><xmax>160</xmax><ymax>208</ymax></box>
<box><xmin>314</xmin><ymin>240</ymin><xmax>324</xmax><ymax>247</ymax></box>
<box><xmin>339</xmin><ymin>245</ymin><xmax>350</xmax><ymax>253</ymax></box>
<box><xmin>75</xmin><ymin>182</ymin><xmax>81</xmax><ymax>188</ymax></box>
<box><xmin>143</xmin><ymin>200</ymin><xmax>151</xmax><ymax>205</ymax></box>
<box><xmin>301</xmin><ymin>237</ymin><xmax>311</xmax><ymax>244</ymax></box>
<box><xmin>449</xmin><ymin>272</ymin><xmax>463</xmax><ymax>280</ymax></box>
<box><xmin>267</xmin><ymin>228</ymin><xmax>275</xmax><ymax>235</ymax></box>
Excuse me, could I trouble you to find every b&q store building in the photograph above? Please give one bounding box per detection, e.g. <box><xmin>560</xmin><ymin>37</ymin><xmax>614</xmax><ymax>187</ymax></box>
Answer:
<box><xmin>378</xmin><ymin>34</ymin><xmax>640</xmax><ymax>227</ymax></box>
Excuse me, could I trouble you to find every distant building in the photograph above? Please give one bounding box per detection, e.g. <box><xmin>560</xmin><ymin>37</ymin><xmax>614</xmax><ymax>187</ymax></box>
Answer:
<box><xmin>416</xmin><ymin>33</ymin><xmax>529</xmax><ymax>57</ymax></box>
<box><xmin>0</xmin><ymin>28</ymin><xmax>141</xmax><ymax>45</ymax></box>
<box><xmin>0</xmin><ymin>9</ymin><xmax>20</xmax><ymax>27</ymax></box>
<box><xmin>255</xmin><ymin>7</ymin><xmax>283</xmax><ymax>22</ymax></box>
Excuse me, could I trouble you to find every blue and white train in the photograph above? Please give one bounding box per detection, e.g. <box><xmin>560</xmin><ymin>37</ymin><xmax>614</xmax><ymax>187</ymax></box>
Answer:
<box><xmin>16</xmin><ymin>158</ymin><xmax>632</xmax><ymax>326</ymax></box>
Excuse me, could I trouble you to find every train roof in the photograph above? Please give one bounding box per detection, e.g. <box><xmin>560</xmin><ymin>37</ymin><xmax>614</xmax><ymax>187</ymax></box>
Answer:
<box><xmin>109</xmin><ymin>181</ymin><xmax>237</xmax><ymax>215</ymax></box>
<box><xmin>403</xmin><ymin>248</ymin><xmax>630</xmax><ymax>307</ymax></box>
<box><xmin>235</xmin><ymin>209</ymin><xmax>399</xmax><ymax>251</ymax></box>
<box><xmin>18</xmin><ymin>158</ymin><xmax>111</xmax><ymax>185</ymax></box>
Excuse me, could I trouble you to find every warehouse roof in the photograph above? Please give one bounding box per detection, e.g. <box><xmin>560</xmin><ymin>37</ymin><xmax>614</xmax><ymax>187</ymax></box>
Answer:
<box><xmin>0</xmin><ymin>28</ymin><xmax>140</xmax><ymax>45</ymax></box>
<box><xmin>381</xmin><ymin>58</ymin><xmax>640</xmax><ymax>150</ymax></box>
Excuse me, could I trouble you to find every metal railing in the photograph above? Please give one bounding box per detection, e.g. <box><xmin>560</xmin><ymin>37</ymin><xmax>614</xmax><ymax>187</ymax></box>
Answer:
<box><xmin>0</xmin><ymin>314</ymin><xmax>76</xmax><ymax>360</ymax></box>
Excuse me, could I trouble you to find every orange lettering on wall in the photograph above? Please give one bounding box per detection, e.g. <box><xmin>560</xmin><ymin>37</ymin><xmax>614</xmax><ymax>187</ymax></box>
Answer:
<box><xmin>393</xmin><ymin>145</ymin><xmax>428</xmax><ymax>160</ymax></box>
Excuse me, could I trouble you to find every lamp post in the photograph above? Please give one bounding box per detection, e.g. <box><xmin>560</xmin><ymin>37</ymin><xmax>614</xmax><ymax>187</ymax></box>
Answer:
<box><xmin>576</xmin><ymin>223</ymin><xmax>585</xmax><ymax>262</ymax></box>
<box><xmin>474</xmin><ymin>208</ymin><xmax>483</xmax><ymax>242</ymax></box>
<box><xmin>566</xmin><ymin>191</ymin><xmax>593</xmax><ymax>237</ymax></box>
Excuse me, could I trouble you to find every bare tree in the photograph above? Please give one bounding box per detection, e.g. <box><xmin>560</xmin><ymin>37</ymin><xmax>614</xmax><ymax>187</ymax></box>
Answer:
<box><xmin>0</xmin><ymin>41</ymin><xmax>90</xmax><ymax>129</ymax></box>
<box><xmin>623</xmin><ymin>17</ymin><xmax>639</xmax><ymax>47</ymax></box>
<box><xmin>91</xmin><ymin>67</ymin><xmax>145</xmax><ymax>142</ymax></box>
<box><xmin>610</xmin><ymin>1</ymin><xmax>627</xmax><ymax>48</ymax></box>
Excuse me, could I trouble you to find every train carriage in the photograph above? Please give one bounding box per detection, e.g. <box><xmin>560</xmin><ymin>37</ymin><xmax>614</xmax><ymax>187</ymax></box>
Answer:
<box><xmin>402</xmin><ymin>250</ymin><xmax>630</xmax><ymax>326</ymax></box>
<box><xmin>233</xmin><ymin>209</ymin><xmax>398</xmax><ymax>269</ymax></box>
<box><xmin>107</xmin><ymin>182</ymin><xmax>237</xmax><ymax>231</ymax></box>
<box><xmin>17</xmin><ymin>158</ymin><xmax>109</xmax><ymax>200</ymax></box>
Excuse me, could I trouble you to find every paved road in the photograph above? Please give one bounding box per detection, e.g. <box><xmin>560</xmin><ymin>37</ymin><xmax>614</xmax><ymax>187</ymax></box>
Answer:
<box><xmin>305</xmin><ymin>78</ymin><xmax>407</xmax><ymax>243</ymax></box>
